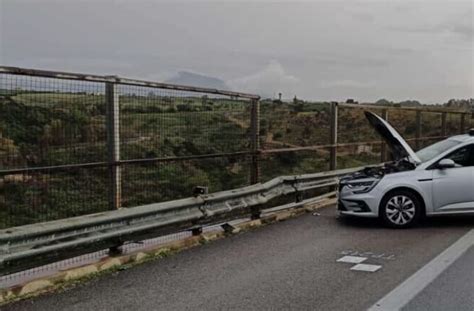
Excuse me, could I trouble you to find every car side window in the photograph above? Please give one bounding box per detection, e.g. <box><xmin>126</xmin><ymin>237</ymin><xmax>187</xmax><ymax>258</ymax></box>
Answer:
<box><xmin>444</xmin><ymin>145</ymin><xmax>474</xmax><ymax>167</ymax></box>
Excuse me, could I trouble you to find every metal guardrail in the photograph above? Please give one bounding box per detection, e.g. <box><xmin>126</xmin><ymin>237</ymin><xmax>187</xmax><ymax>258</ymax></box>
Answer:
<box><xmin>0</xmin><ymin>167</ymin><xmax>359</xmax><ymax>276</ymax></box>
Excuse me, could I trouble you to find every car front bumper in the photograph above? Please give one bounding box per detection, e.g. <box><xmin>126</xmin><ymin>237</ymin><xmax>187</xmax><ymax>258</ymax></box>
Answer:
<box><xmin>337</xmin><ymin>187</ymin><xmax>380</xmax><ymax>218</ymax></box>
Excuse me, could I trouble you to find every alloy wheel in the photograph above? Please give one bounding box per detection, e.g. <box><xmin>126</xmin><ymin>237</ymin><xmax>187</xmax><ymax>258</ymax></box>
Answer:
<box><xmin>385</xmin><ymin>195</ymin><xmax>416</xmax><ymax>225</ymax></box>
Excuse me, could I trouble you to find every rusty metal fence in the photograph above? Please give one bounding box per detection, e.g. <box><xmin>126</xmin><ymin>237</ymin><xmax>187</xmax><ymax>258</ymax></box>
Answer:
<box><xmin>0</xmin><ymin>66</ymin><xmax>471</xmax><ymax>229</ymax></box>
<box><xmin>258</xmin><ymin>100</ymin><xmax>471</xmax><ymax>179</ymax></box>
<box><xmin>0</xmin><ymin>67</ymin><xmax>259</xmax><ymax>229</ymax></box>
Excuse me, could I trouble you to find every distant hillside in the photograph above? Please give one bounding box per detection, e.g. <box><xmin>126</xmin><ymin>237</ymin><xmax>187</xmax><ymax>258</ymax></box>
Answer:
<box><xmin>375</xmin><ymin>99</ymin><xmax>422</xmax><ymax>107</ymax></box>
<box><xmin>444</xmin><ymin>99</ymin><xmax>473</xmax><ymax>111</ymax></box>
<box><xmin>166</xmin><ymin>71</ymin><xmax>229</xmax><ymax>90</ymax></box>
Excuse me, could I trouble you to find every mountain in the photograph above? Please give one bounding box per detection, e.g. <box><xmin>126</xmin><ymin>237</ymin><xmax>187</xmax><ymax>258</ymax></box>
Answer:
<box><xmin>165</xmin><ymin>71</ymin><xmax>230</xmax><ymax>90</ymax></box>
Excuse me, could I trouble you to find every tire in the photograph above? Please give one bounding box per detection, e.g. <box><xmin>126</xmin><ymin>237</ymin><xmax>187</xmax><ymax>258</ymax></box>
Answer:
<box><xmin>380</xmin><ymin>190</ymin><xmax>421</xmax><ymax>228</ymax></box>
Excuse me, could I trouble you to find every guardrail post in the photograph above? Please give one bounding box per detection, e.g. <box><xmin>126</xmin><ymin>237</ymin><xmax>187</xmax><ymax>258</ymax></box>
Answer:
<box><xmin>106</xmin><ymin>82</ymin><xmax>121</xmax><ymax>210</ymax></box>
<box><xmin>441</xmin><ymin>112</ymin><xmax>447</xmax><ymax>137</ymax></box>
<box><xmin>381</xmin><ymin>109</ymin><xmax>388</xmax><ymax>162</ymax></box>
<box><xmin>415</xmin><ymin>111</ymin><xmax>422</xmax><ymax>150</ymax></box>
<box><xmin>250</xmin><ymin>99</ymin><xmax>260</xmax><ymax>184</ymax></box>
<box><xmin>329</xmin><ymin>102</ymin><xmax>338</xmax><ymax>170</ymax></box>
<box><xmin>460</xmin><ymin>113</ymin><xmax>466</xmax><ymax>134</ymax></box>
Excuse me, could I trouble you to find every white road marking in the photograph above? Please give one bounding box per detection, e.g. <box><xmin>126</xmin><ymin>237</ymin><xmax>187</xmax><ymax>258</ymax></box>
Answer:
<box><xmin>368</xmin><ymin>229</ymin><xmax>474</xmax><ymax>311</ymax></box>
<box><xmin>340</xmin><ymin>250</ymin><xmax>396</xmax><ymax>261</ymax></box>
<box><xmin>336</xmin><ymin>256</ymin><xmax>367</xmax><ymax>264</ymax></box>
<box><xmin>350</xmin><ymin>264</ymin><xmax>382</xmax><ymax>272</ymax></box>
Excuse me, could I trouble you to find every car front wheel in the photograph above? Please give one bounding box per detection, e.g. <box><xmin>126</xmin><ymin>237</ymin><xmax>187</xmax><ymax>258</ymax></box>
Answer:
<box><xmin>380</xmin><ymin>190</ymin><xmax>421</xmax><ymax>228</ymax></box>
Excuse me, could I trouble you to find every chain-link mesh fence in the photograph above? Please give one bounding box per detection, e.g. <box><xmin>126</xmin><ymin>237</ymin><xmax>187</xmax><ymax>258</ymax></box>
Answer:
<box><xmin>261</xmin><ymin>101</ymin><xmax>471</xmax><ymax>177</ymax></box>
<box><xmin>0</xmin><ymin>68</ymin><xmax>257</xmax><ymax>228</ymax></box>
<box><xmin>0</xmin><ymin>67</ymin><xmax>471</xmax><ymax>229</ymax></box>
<box><xmin>0</xmin><ymin>74</ymin><xmax>110</xmax><ymax>228</ymax></box>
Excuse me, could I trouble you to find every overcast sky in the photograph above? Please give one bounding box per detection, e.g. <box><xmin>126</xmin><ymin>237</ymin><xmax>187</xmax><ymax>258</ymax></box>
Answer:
<box><xmin>1</xmin><ymin>0</ymin><xmax>473</xmax><ymax>103</ymax></box>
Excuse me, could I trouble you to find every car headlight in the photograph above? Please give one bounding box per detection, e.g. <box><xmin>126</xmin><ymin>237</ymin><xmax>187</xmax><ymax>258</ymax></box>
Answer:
<box><xmin>346</xmin><ymin>180</ymin><xmax>379</xmax><ymax>194</ymax></box>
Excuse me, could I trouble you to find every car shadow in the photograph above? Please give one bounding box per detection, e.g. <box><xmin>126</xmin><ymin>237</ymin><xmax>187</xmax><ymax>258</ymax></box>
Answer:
<box><xmin>336</xmin><ymin>215</ymin><xmax>384</xmax><ymax>229</ymax></box>
<box><xmin>337</xmin><ymin>214</ymin><xmax>474</xmax><ymax>230</ymax></box>
<box><xmin>419</xmin><ymin>215</ymin><xmax>474</xmax><ymax>228</ymax></box>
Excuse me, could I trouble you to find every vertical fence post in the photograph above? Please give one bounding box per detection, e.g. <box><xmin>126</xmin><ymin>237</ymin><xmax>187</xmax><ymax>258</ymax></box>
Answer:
<box><xmin>441</xmin><ymin>112</ymin><xmax>447</xmax><ymax>137</ymax></box>
<box><xmin>329</xmin><ymin>102</ymin><xmax>338</xmax><ymax>170</ymax></box>
<box><xmin>250</xmin><ymin>99</ymin><xmax>260</xmax><ymax>184</ymax></box>
<box><xmin>106</xmin><ymin>82</ymin><xmax>121</xmax><ymax>209</ymax></box>
<box><xmin>460</xmin><ymin>113</ymin><xmax>466</xmax><ymax>134</ymax></box>
<box><xmin>470</xmin><ymin>112</ymin><xmax>473</xmax><ymax>131</ymax></box>
<box><xmin>415</xmin><ymin>111</ymin><xmax>422</xmax><ymax>150</ymax></box>
<box><xmin>381</xmin><ymin>109</ymin><xmax>388</xmax><ymax>162</ymax></box>
<box><xmin>249</xmin><ymin>99</ymin><xmax>261</xmax><ymax>220</ymax></box>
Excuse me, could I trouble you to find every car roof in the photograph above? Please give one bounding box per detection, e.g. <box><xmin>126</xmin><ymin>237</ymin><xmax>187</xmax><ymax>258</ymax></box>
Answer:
<box><xmin>447</xmin><ymin>134</ymin><xmax>474</xmax><ymax>143</ymax></box>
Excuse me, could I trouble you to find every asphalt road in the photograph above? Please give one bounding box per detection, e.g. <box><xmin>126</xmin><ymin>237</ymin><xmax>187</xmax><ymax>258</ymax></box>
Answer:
<box><xmin>3</xmin><ymin>206</ymin><xmax>473</xmax><ymax>311</ymax></box>
<box><xmin>403</xmin><ymin>245</ymin><xmax>474</xmax><ymax>311</ymax></box>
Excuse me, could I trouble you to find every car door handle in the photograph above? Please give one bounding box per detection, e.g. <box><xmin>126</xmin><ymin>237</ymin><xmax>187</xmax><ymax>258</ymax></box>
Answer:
<box><xmin>417</xmin><ymin>178</ymin><xmax>433</xmax><ymax>182</ymax></box>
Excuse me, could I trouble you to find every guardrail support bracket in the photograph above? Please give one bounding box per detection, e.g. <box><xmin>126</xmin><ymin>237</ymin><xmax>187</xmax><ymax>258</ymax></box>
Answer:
<box><xmin>108</xmin><ymin>244</ymin><xmax>123</xmax><ymax>257</ymax></box>
<box><xmin>221</xmin><ymin>223</ymin><xmax>237</xmax><ymax>234</ymax></box>
<box><xmin>250</xmin><ymin>207</ymin><xmax>261</xmax><ymax>220</ymax></box>
<box><xmin>191</xmin><ymin>227</ymin><xmax>203</xmax><ymax>236</ymax></box>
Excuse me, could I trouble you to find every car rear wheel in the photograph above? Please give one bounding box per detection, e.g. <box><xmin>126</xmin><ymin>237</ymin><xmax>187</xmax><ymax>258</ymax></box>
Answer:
<box><xmin>380</xmin><ymin>190</ymin><xmax>421</xmax><ymax>228</ymax></box>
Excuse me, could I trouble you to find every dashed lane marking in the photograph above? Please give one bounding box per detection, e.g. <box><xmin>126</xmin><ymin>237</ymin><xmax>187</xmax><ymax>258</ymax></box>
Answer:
<box><xmin>350</xmin><ymin>264</ymin><xmax>382</xmax><ymax>272</ymax></box>
<box><xmin>340</xmin><ymin>250</ymin><xmax>396</xmax><ymax>261</ymax></box>
<box><xmin>337</xmin><ymin>254</ymin><xmax>384</xmax><ymax>272</ymax></box>
<box><xmin>336</xmin><ymin>256</ymin><xmax>367</xmax><ymax>264</ymax></box>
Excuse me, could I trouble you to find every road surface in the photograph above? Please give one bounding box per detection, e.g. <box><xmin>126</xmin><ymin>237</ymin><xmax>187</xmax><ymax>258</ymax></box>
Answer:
<box><xmin>4</xmin><ymin>206</ymin><xmax>473</xmax><ymax>310</ymax></box>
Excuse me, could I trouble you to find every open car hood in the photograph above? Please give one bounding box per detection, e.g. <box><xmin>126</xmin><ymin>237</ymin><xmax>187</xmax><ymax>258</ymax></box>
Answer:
<box><xmin>364</xmin><ymin>111</ymin><xmax>421</xmax><ymax>164</ymax></box>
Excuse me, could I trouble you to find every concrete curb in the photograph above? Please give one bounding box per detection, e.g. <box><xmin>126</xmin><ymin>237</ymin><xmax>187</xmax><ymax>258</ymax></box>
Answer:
<box><xmin>0</xmin><ymin>198</ymin><xmax>336</xmax><ymax>305</ymax></box>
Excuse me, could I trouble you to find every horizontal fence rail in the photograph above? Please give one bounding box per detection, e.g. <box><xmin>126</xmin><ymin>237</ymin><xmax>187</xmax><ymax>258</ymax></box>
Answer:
<box><xmin>0</xmin><ymin>66</ymin><xmax>260</xmax><ymax>100</ymax></box>
<box><xmin>0</xmin><ymin>167</ymin><xmax>359</xmax><ymax>276</ymax></box>
<box><xmin>338</xmin><ymin>102</ymin><xmax>470</xmax><ymax>115</ymax></box>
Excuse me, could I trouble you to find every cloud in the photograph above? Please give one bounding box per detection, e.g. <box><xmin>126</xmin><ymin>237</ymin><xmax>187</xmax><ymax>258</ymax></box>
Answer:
<box><xmin>387</xmin><ymin>11</ymin><xmax>473</xmax><ymax>40</ymax></box>
<box><xmin>227</xmin><ymin>60</ymin><xmax>299</xmax><ymax>98</ymax></box>
<box><xmin>319</xmin><ymin>80</ymin><xmax>375</xmax><ymax>89</ymax></box>
<box><xmin>2</xmin><ymin>1</ymin><xmax>472</xmax><ymax>103</ymax></box>
<box><xmin>448</xmin><ymin>12</ymin><xmax>474</xmax><ymax>38</ymax></box>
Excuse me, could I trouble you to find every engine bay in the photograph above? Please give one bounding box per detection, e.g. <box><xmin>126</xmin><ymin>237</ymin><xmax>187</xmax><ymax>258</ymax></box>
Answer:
<box><xmin>344</xmin><ymin>158</ymin><xmax>416</xmax><ymax>180</ymax></box>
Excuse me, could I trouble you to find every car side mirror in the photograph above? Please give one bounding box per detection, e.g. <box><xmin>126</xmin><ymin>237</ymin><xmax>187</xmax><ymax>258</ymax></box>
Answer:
<box><xmin>437</xmin><ymin>159</ymin><xmax>456</xmax><ymax>169</ymax></box>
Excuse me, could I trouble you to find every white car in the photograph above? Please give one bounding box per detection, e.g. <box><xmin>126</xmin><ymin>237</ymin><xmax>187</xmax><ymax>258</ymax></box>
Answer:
<box><xmin>338</xmin><ymin>111</ymin><xmax>474</xmax><ymax>228</ymax></box>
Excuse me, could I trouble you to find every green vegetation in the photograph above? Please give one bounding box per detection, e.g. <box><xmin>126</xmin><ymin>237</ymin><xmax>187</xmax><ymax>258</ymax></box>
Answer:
<box><xmin>0</xmin><ymin>91</ymin><xmax>465</xmax><ymax>228</ymax></box>
<box><xmin>0</xmin><ymin>91</ymin><xmax>252</xmax><ymax>227</ymax></box>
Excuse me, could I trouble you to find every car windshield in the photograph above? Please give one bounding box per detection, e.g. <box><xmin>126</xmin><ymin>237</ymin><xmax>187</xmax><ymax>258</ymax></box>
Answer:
<box><xmin>415</xmin><ymin>139</ymin><xmax>462</xmax><ymax>163</ymax></box>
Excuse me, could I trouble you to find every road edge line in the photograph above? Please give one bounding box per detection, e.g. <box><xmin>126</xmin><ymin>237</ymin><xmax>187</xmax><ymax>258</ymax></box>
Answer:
<box><xmin>368</xmin><ymin>228</ymin><xmax>474</xmax><ymax>311</ymax></box>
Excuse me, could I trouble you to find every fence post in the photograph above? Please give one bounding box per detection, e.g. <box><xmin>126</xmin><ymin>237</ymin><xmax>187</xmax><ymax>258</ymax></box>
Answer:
<box><xmin>329</xmin><ymin>102</ymin><xmax>338</xmax><ymax>170</ymax></box>
<box><xmin>250</xmin><ymin>99</ymin><xmax>260</xmax><ymax>184</ymax></box>
<box><xmin>415</xmin><ymin>111</ymin><xmax>422</xmax><ymax>150</ymax></box>
<box><xmin>470</xmin><ymin>112</ymin><xmax>473</xmax><ymax>131</ymax></box>
<box><xmin>441</xmin><ymin>112</ymin><xmax>447</xmax><ymax>137</ymax></box>
<box><xmin>106</xmin><ymin>82</ymin><xmax>121</xmax><ymax>210</ymax></box>
<box><xmin>381</xmin><ymin>109</ymin><xmax>388</xmax><ymax>162</ymax></box>
<box><xmin>460</xmin><ymin>113</ymin><xmax>466</xmax><ymax>134</ymax></box>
